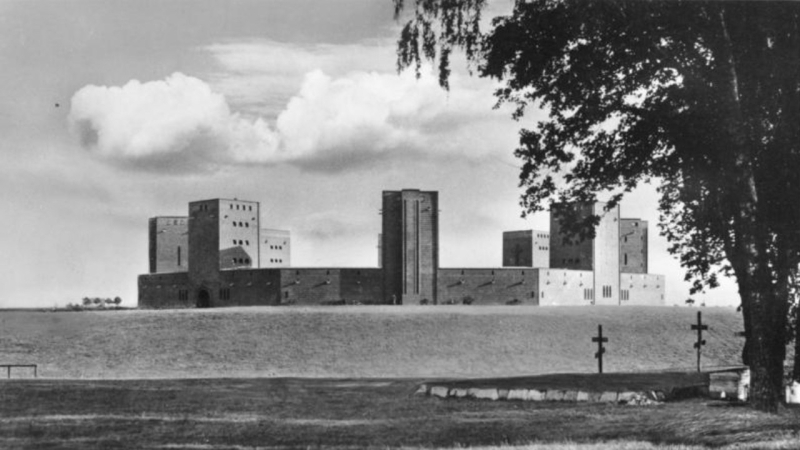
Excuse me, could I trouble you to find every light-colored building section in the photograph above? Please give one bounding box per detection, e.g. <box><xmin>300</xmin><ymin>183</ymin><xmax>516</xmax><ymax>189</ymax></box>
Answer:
<box><xmin>260</xmin><ymin>229</ymin><xmax>290</xmax><ymax>268</ymax></box>
<box><xmin>502</xmin><ymin>230</ymin><xmax>550</xmax><ymax>268</ymax></box>
<box><xmin>620</xmin><ymin>218</ymin><xmax>648</xmax><ymax>273</ymax></box>
<box><xmin>592</xmin><ymin>202</ymin><xmax>620</xmax><ymax>306</ymax></box>
<box><xmin>148</xmin><ymin>216</ymin><xmax>188</xmax><ymax>274</ymax></box>
<box><xmin>620</xmin><ymin>273</ymin><xmax>664</xmax><ymax>306</ymax></box>
<box><xmin>218</xmin><ymin>199</ymin><xmax>260</xmax><ymax>270</ymax></box>
<box><xmin>538</xmin><ymin>269</ymin><xmax>594</xmax><ymax>306</ymax></box>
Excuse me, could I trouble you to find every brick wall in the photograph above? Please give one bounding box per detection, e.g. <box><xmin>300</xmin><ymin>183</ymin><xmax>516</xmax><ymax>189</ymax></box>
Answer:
<box><xmin>278</xmin><ymin>268</ymin><xmax>384</xmax><ymax>306</ymax></box>
<box><xmin>620</xmin><ymin>219</ymin><xmax>648</xmax><ymax>273</ymax></box>
<box><xmin>381</xmin><ymin>191</ymin><xmax>403</xmax><ymax>304</ymax></box>
<box><xmin>188</xmin><ymin>200</ymin><xmax>221</xmax><ymax>305</ymax></box>
<box><xmin>217</xmin><ymin>269</ymin><xmax>281</xmax><ymax>306</ymax></box>
<box><xmin>503</xmin><ymin>231</ymin><xmax>533</xmax><ymax>267</ymax></box>
<box><xmin>503</xmin><ymin>230</ymin><xmax>550</xmax><ymax>268</ymax></box>
<box><xmin>341</xmin><ymin>269</ymin><xmax>384</xmax><ymax>304</ymax></box>
<box><xmin>437</xmin><ymin>268</ymin><xmax>539</xmax><ymax>305</ymax></box>
<box><xmin>550</xmin><ymin>203</ymin><xmax>594</xmax><ymax>271</ymax></box>
<box><xmin>138</xmin><ymin>272</ymin><xmax>192</xmax><ymax>309</ymax></box>
<box><xmin>148</xmin><ymin>217</ymin><xmax>188</xmax><ymax>274</ymax></box>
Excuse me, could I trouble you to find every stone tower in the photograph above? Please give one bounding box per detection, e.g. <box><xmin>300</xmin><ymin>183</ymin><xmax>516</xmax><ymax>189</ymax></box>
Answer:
<box><xmin>188</xmin><ymin>198</ymin><xmax>260</xmax><ymax>307</ymax></box>
<box><xmin>381</xmin><ymin>189</ymin><xmax>439</xmax><ymax>305</ymax></box>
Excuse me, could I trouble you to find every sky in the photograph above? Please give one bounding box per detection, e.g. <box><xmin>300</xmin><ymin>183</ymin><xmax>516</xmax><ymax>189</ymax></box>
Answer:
<box><xmin>0</xmin><ymin>0</ymin><xmax>738</xmax><ymax>308</ymax></box>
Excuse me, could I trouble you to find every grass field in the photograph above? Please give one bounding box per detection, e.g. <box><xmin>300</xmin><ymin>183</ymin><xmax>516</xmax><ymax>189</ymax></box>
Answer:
<box><xmin>2</xmin><ymin>378</ymin><xmax>799</xmax><ymax>449</ymax></box>
<box><xmin>2</xmin><ymin>305</ymin><xmax>798</xmax><ymax>449</ymax></box>
<box><xmin>0</xmin><ymin>305</ymin><xmax>744</xmax><ymax>379</ymax></box>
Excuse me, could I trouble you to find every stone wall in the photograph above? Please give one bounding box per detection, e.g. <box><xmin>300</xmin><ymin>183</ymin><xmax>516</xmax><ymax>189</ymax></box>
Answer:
<box><xmin>539</xmin><ymin>269</ymin><xmax>595</xmax><ymax>306</ymax></box>
<box><xmin>260</xmin><ymin>229</ymin><xmax>290</xmax><ymax>268</ymax></box>
<box><xmin>620</xmin><ymin>273</ymin><xmax>665</xmax><ymax>306</ymax></box>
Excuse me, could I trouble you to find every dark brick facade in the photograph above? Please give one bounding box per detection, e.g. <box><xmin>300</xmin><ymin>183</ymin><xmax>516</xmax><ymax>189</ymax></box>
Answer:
<box><xmin>381</xmin><ymin>190</ymin><xmax>438</xmax><ymax>305</ymax></box>
<box><xmin>437</xmin><ymin>268</ymin><xmax>539</xmax><ymax>305</ymax></box>
<box><xmin>188</xmin><ymin>200</ymin><xmax>222</xmax><ymax>306</ymax></box>
<box><xmin>138</xmin><ymin>272</ymin><xmax>192</xmax><ymax>309</ymax></box>
<box><xmin>148</xmin><ymin>217</ymin><xmax>188</xmax><ymax>274</ymax></box>
<box><xmin>549</xmin><ymin>203</ymin><xmax>594</xmax><ymax>271</ymax></box>
<box><xmin>620</xmin><ymin>219</ymin><xmax>648</xmax><ymax>273</ymax></box>
<box><xmin>139</xmin><ymin>268</ymin><xmax>383</xmax><ymax>308</ymax></box>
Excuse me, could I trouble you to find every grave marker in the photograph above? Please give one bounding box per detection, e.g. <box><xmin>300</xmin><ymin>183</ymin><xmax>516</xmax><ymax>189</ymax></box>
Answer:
<box><xmin>691</xmin><ymin>311</ymin><xmax>708</xmax><ymax>372</ymax></box>
<box><xmin>592</xmin><ymin>324</ymin><xmax>608</xmax><ymax>373</ymax></box>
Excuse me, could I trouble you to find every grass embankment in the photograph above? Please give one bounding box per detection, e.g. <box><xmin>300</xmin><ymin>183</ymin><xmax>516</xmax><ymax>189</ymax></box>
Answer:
<box><xmin>0</xmin><ymin>306</ymin><xmax>743</xmax><ymax>379</ymax></box>
<box><xmin>1</xmin><ymin>378</ymin><xmax>798</xmax><ymax>449</ymax></box>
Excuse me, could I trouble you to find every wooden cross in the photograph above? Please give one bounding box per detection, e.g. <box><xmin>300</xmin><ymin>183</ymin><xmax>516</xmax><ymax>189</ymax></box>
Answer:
<box><xmin>592</xmin><ymin>324</ymin><xmax>608</xmax><ymax>374</ymax></box>
<box><xmin>691</xmin><ymin>311</ymin><xmax>708</xmax><ymax>372</ymax></box>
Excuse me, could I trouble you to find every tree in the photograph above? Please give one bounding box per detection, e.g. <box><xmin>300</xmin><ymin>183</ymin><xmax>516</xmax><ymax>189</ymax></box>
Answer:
<box><xmin>395</xmin><ymin>0</ymin><xmax>800</xmax><ymax>412</ymax></box>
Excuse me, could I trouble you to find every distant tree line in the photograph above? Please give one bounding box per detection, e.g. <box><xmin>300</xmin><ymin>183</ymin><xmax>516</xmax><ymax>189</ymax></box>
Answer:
<box><xmin>65</xmin><ymin>297</ymin><xmax>122</xmax><ymax>311</ymax></box>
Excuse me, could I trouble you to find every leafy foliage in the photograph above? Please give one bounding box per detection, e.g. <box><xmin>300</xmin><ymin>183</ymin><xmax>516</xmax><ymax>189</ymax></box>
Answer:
<box><xmin>395</xmin><ymin>0</ymin><xmax>800</xmax><ymax>411</ymax></box>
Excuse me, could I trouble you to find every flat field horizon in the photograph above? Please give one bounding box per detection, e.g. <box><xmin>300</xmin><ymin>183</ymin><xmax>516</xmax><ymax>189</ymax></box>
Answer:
<box><xmin>0</xmin><ymin>305</ymin><xmax>744</xmax><ymax>380</ymax></box>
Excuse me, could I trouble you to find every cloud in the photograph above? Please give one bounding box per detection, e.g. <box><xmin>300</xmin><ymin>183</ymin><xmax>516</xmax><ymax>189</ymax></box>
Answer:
<box><xmin>68</xmin><ymin>66</ymin><xmax>521</xmax><ymax>173</ymax></box>
<box><xmin>204</xmin><ymin>40</ymin><xmax>395</xmax><ymax>117</ymax></box>
<box><xmin>68</xmin><ymin>73</ymin><xmax>280</xmax><ymax>172</ymax></box>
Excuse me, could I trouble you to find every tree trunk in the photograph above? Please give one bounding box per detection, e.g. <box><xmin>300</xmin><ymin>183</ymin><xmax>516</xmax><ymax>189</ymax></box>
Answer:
<box><xmin>794</xmin><ymin>299</ymin><xmax>800</xmax><ymax>383</ymax></box>
<box><xmin>743</xmin><ymin>279</ymin><xmax>790</xmax><ymax>412</ymax></box>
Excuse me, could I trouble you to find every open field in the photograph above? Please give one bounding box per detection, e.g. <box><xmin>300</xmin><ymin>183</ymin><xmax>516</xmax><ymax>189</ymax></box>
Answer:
<box><xmin>2</xmin><ymin>378</ymin><xmax>799</xmax><ymax>449</ymax></box>
<box><xmin>0</xmin><ymin>305</ymin><xmax>744</xmax><ymax>379</ymax></box>
<box><xmin>3</xmin><ymin>305</ymin><xmax>797</xmax><ymax>449</ymax></box>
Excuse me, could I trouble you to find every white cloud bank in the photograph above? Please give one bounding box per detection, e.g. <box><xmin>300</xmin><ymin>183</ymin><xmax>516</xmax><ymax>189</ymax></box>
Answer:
<box><xmin>68</xmin><ymin>68</ymin><xmax>518</xmax><ymax>173</ymax></box>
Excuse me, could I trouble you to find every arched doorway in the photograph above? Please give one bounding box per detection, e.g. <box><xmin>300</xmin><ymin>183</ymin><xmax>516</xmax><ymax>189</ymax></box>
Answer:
<box><xmin>196</xmin><ymin>289</ymin><xmax>211</xmax><ymax>308</ymax></box>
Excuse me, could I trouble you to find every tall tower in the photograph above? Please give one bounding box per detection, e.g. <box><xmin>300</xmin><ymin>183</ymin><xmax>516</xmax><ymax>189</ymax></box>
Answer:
<box><xmin>382</xmin><ymin>189</ymin><xmax>439</xmax><ymax>305</ymax></box>
<box><xmin>188</xmin><ymin>199</ymin><xmax>260</xmax><ymax>306</ymax></box>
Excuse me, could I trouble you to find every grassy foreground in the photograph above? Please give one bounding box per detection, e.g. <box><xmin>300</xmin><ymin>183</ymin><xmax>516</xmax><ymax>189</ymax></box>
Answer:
<box><xmin>1</xmin><ymin>378</ymin><xmax>799</xmax><ymax>449</ymax></box>
<box><xmin>0</xmin><ymin>305</ymin><xmax>743</xmax><ymax>379</ymax></box>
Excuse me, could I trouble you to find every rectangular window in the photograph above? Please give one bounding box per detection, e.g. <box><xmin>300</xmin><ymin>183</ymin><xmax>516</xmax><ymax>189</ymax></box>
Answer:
<box><xmin>177</xmin><ymin>246</ymin><xmax>182</xmax><ymax>266</ymax></box>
